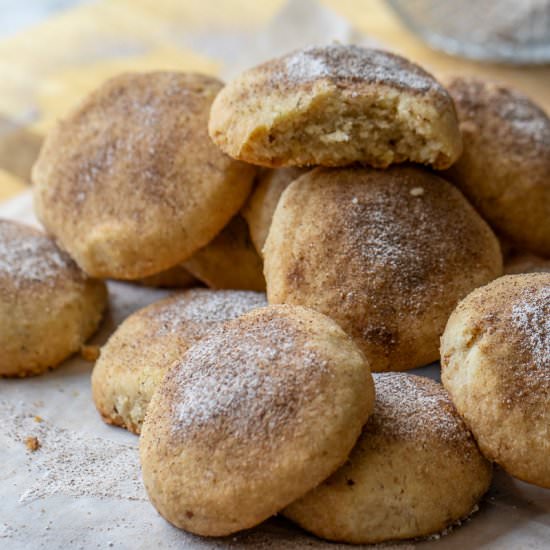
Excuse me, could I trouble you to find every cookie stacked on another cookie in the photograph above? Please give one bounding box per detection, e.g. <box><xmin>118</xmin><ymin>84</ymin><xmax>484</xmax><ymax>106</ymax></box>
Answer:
<box><xmin>210</xmin><ymin>45</ymin><xmax>463</xmax><ymax>169</ymax></box>
<box><xmin>211</xmin><ymin>44</ymin><xmax>502</xmax><ymax>371</ymax></box>
<box><xmin>24</xmin><ymin>43</ymin><xmax>547</xmax><ymax>545</ymax></box>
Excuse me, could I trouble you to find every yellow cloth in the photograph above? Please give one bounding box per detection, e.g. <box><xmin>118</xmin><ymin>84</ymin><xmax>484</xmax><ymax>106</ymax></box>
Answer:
<box><xmin>0</xmin><ymin>0</ymin><xmax>548</xmax><ymax>202</ymax></box>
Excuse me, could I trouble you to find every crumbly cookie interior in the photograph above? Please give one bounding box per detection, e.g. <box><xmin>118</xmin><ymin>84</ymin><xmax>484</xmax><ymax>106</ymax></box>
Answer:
<box><xmin>245</xmin><ymin>91</ymin><xmax>451</xmax><ymax>168</ymax></box>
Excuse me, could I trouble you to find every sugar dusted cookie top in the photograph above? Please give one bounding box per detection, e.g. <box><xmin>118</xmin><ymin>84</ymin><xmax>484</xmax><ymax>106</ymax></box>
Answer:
<box><xmin>33</xmin><ymin>72</ymin><xmax>256</xmax><ymax>280</ymax></box>
<box><xmin>209</xmin><ymin>45</ymin><xmax>461</xmax><ymax>169</ymax></box>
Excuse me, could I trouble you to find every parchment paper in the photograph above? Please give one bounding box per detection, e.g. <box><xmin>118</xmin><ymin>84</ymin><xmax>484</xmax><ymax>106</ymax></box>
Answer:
<box><xmin>1</xmin><ymin>2</ymin><xmax>549</xmax><ymax>548</ymax></box>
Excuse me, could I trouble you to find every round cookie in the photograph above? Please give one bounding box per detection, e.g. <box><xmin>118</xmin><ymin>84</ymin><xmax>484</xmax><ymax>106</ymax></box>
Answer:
<box><xmin>242</xmin><ymin>167</ymin><xmax>307</xmax><ymax>255</ymax></box>
<box><xmin>443</xmin><ymin>76</ymin><xmax>550</xmax><ymax>257</ymax></box>
<box><xmin>140</xmin><ymin>304</ymin><xmax>374</xmax><ymax>536</ymax></box>
<box><xmin>33</xmin><ymin>72</ymin><xmax>256</xmax><ymax>279</ymax></box>
<box><xmin>284</xmin><ymin>373</ymin><xmax>492</xmax><ymax>544</ymax></box>
<box><xmin>441</xmin><ymin>273</ymin><xmax>550</xmax><ymax>488</ymax></box>
<box><xmin>209</xmin><ymin>45</ymin><xmax>462</xmax><ymax>169</ymax></box>
<box><xmin>0</xmin><ymin>219</ymin><xmax>107</xmax><ymax>377</ymax></box>
<box><xmin>264</xmin><ymin>166</ymin><xmax>502</xmax><ymax>371</ymax></box>
<box><xmin>92</xmin><ymin>289</ymin><xmax>266</xmax><ymax>434</ymax></box>
<box><xmin>183</xmin><ymin>215</ymin><xmax>265</xmax><ymax>291</ymax></box>
<box><xmin>137</xmin><ymin>265</ymin><xmax>199</xmax><ymax>289</ymax></box>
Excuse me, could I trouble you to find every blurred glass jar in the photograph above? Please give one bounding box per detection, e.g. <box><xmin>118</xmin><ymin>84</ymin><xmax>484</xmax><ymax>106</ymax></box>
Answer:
<box><xmin>388</xmin><ymin>0</ymin><xmax>550</xmax><ymax>64</ymax></box>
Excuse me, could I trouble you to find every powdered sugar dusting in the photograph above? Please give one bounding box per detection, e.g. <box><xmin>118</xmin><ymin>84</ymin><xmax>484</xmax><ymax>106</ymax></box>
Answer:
<box><xmin>167</xmin><ymin>312</ymin><xmax>328</xmax><ymax>441</ymax></box>
<box><xmin>1</xmin><ymin>401</ymin><xmax>146</xmax><ymax>503</ymax></box>
<box><xmin>511</xmin><ymin>284</ymin><xmax>550</xmax><ymax>371</ymax></box>
<box><xmin>282</xmin><ymin>45</ymin><xmax>440</xmax><ymax>92</ymax></box>
<box><xmin>339</xmin><ymin>171</ymin><xmax>471</xmax><ymax>316</ymax></box>
<box><xmin>448</xmin><ymin>77</ymin><xmax>550</xmax><ymax>148</ymax></box>
<box><xmin>55</xmin><ymin>73</ymin><xmax>220</xmax><ymax>208</ymax></box>
<box><xmin>149</xmin><ymin>289</ymin><xmax>266</xmax><ymax>336</ymax></box>
<box><xmin>0</xmin><ymin>219</ymin><xmax>78</xmax><ymax>287</ymax></box>
<box><xmin>370</xmin><ymin>373</ymin><xmax>471</xmax><ymax>445</ymax></box>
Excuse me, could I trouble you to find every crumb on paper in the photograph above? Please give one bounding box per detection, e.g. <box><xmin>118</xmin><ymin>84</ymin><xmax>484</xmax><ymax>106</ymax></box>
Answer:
<box><xmin>25</xmin><ymin>436</ymin><xmax>40</xmax><ymax>452</ymax></box>
<box><xmin>34</xmin><ymin>415</ymin><xmax>43</xmax><ymax>423</ymax></box>
<box><xmin>410</xmin><ymin>187</ymin><xmax>424</xmax><ymax>197</ymax></box>
<box><xmin>80</xmin><ymin>344</ymin><xmax>100</xmax><ymax>362</ymax></box>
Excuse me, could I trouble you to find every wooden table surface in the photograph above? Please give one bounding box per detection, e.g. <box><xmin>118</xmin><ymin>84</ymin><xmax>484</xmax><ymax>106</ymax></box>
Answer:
<box><xmin>1</xmin><ymin>0</ymin><xmax>549</xmax><ymax>203</ymax></box>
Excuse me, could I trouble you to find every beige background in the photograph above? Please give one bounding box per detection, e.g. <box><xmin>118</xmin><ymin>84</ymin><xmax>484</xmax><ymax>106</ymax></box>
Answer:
<box><xmin>1</xmin><ymin>0</ymin><xmax>549</xmax><ymax>203</ymax></box>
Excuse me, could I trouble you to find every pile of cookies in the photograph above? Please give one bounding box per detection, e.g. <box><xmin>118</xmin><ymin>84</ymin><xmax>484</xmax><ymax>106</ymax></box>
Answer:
<box><xmin>1</xmin><ymin>44</ymin><xmax>549</xmax><ymax>544</ymax></box>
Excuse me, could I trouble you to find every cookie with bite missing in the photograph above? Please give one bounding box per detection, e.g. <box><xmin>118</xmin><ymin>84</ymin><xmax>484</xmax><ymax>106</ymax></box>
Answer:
<box><xmin>209</xmin><ymin>45</ymin><xmax>462</xmax><ymax>169</ymax></box>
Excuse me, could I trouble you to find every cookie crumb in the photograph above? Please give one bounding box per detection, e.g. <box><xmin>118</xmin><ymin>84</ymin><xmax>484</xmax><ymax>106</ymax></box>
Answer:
<box><xmin>34</xmin><ymin>415</ymin><xmax>43</xmax><ymax>423</ymax></box>
<box><xmin>410</xmin><ymin>187</ymin><xmax>424</xmax><ymax>196</ymax></box>
<box><xmin>25</xmin><ymin>436</ymin><xmax>41</xmax><ymax>452</ymax></box>
<box><xmin>80</xmin><ymin>345</ymin><xmax>100</xmax><ymax>362</ymax></box>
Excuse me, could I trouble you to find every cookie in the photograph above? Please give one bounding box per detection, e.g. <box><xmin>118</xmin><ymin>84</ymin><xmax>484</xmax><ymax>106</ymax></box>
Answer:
<box><xmin>264</xmin><ymin>166</ymin><xmax>502</xmax><ymax>371</ymax></box>
<box><xmin>0</xmin><ymin>219</ymin><xmax>107</xmax><ymax>377</ymax></box>
<box><xmin>33</xmin><ymin>72</ymin><xmax>256</xmax><ymax>279</ymax></box>
<box><xmin>443</xmin><ymin>76</ymin><xmax>550</xmax><ymax>257</ymax></box>
<box><xmin>242</xmin><ymin>168</ymin><xmax>306</xmax><ymax>255</ymax></box>
<box><xmin>284</xmin><ymin>373</ymin><xmax>492</xmax><ymax>543</ymax></box>
<box><xmin>92</xmin><ymin>289</ymin><xmax>266</xmax><ymax>434</ymax></box>
<box><xmin>441</xmin><ymin>273</ymin><xmax>550</xmax><ymax>488</ymax></box>
<box><xmin>140</xmin><ymin>305</ymin><xmax>374</xmax><ymax>536</ymax></box>
<box><xmin>136</xmin><ymin>265</ymin><xmax>199</xmax><ymax>288</ymax></box>
<box><xmin>183</xmin><ymin>215</ymin><xmax>265</xmax><ymax>291</ymax></box>
<box><xmin>209</xmin><ymin>45</ymin><xmax>462</xmax><ymax>169</ymax></box>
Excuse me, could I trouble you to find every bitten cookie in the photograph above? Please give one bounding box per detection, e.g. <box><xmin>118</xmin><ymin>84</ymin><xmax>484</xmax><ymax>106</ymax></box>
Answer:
<box><xmin>140</xmin><ymin>305</ymin><xmax>374</xmax><ymax>536</ymax></box>
<box><xmin>183</xmin><ymin>215</ymin><xmax>265</xmax><ymax>291</ymax></box>
<box><xmin>284</xmin><ymin>373</ymin><xmax>492</xmax><ymax>544</ymax></box>
<box><xmin>92</xmin><ymin>289</ymin><xmax>266</xmax><ymax>434</ymax></box>
<box><xmin>33</xmin><ymin>72</ymin><xmax>256</xmax><ymax>279</ymax></box>
<box><xmin>0</xmin><ymin>219</ymin><xmax>107</xmax><ymax>377</ymax></box>
<box><xmin>441</xmin><ymin>273</ymin><xmax>550</xmax><ymax>488</ymax></box>
<box><xmin>264</xmin><ymin>166</ymin><xmax>502</xmax><ymax>371</ymax></box>
<box><xmin>443</xmin><ymin>76</ymin><xmax>550</xmax><ymax>257</ymax></box>
<box><xmin>242</xmin><ymin>168</ymin><xmax>307</xmax><ymax>255</ymax></box>
<box><xmin>209</xmin><ymin>45</ymin><xmax>462</xmax><ymax>169</ymax></box>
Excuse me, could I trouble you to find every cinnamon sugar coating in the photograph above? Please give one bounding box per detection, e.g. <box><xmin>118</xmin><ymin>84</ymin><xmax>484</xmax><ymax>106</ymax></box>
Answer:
<box><xmin>92</xmin><ymin>289</ymin><xmax>266</xmax><ymax>434</ymax></box>
<box><xmin>139</xmin><ymin>305</ymin><xmax>374</xmax><ymax>536</ymax></box>
<box><xmin>33</xmin><ymin>72</ymin><xmax>256</xmax><ymax>279</ymax></box>
<box><xmin>264</xmin><ymin>166</ymin><xmax>502</xmax><ymax>371</ymax></box>
<box><xmin>443</xmin><ymin>76</ymin><xmax>550</xmax><ymax>258</ymax></box>
<box><xmin>441</xmin><ymin>273</ymin><xmax>550</xmax><ymax>488</ymax></box>
<box><xmin>284</xmin><ymin>373</ymin><xmax>491</xmax><ymax>544</ymax></box>
<box><xmin>209</xmin><ymin>45</ymin><xmax>462</xmax><ymax>169</ymax></box>
<box><xmin>0</xmin><ymin>219</ymin><xmax>107</xmax><ymax>376</ymax></box>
